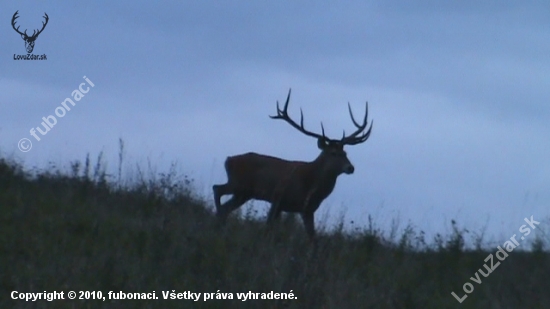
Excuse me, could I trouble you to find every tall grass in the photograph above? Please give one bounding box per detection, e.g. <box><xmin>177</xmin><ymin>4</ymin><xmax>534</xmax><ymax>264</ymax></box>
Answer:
<box><xmin>0</xmin><ymin>145</ymin><xmax>549</xmax><ymax>308</ymax></box>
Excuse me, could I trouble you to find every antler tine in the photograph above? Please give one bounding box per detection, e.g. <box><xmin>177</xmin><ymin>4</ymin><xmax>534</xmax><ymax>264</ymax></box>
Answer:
<box><xmin>35</xmin><ymin>13</ymin><xmax>49</xmax><ymax>36</ymax></box>
<box><xmin>270</xmin><ymin>88</ymin><xmax>291</xmax><ymax>118</ymax></box>
<box><xmin>11</xmin><ymin>11</ymin><xmax>25</xmax><ymax>36</ymax></box>
<box><xmin>344</xmin><ymin>120</ymin><xmax>374</xmax><ymax>145</ymax></box>
<box><xmin>269</xmin><ymin>89</ymin><xmax>327</xmax><ymax>141</ymax></box>
<box><xmin>11</xmin><ymin>11</ymin><xmax>49</xmax><ymax>38</ymax></box>
<box><xmin>314</xmin><ymin>125</ymin><xmax>328</xmax><ymax>140</ymax></box>
<box><xmin>282</xmin><ymin>88</ymin><xmax>291</xmax><ymax>113</ymax></box>
<box><xmin>12</xmin><ymin>11</ymin><xmax>18</xmax><ymax>23</ymax></box>
<box><xmin>273</xmin><ymin>100</ymin><xmax>281</xmax><ymax>116</ymax></box>
<box><xmin>340</xmin><ymin>101</ymin><xmax>373</xmax><ymax>145</ymax></box>
<box><xmin>347</xmin><ymin>101</ymin><xmax>368</xmax><ymax>131</ymax></box>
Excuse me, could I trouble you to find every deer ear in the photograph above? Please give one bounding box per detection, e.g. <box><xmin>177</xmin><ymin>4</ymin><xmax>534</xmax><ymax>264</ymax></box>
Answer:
<box><xmin>317</xmin><ymin>138</ymin><xmax>328</xmax><ymax>150</ymax></box>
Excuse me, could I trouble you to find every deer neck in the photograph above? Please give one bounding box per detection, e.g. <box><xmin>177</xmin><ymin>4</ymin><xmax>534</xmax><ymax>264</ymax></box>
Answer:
<box><xmin>306</xmin><ymin>155</ymin><xmax>339</xmax><ymax>200</ymax></box>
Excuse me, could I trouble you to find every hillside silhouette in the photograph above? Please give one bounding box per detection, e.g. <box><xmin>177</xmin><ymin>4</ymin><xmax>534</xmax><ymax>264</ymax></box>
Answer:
<box><xmin>1</xmin><ymin>146</ymin><xmax>549</xmax><ymax>308</ymax></box>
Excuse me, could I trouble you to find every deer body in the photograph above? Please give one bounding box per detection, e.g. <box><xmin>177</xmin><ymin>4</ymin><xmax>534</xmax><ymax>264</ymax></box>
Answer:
<box><xmin>213</xmin><ymin>89</ymin><xmax>373</xmax><ymax>240</ymax></box>
<box><xmin>214</xmin><ymin>151</ymin><xmax>342</xmax><ymax>209</ymax></box>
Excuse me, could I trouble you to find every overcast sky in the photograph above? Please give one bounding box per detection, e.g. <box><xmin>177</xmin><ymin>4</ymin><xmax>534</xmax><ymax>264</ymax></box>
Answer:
<box><xmin>1</xmin><ymin>1</ymin><xmax>549</xmax><ymax>246</ymax></box>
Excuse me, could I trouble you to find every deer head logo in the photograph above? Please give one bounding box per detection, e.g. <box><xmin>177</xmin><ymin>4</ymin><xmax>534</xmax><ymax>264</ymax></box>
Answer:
<box><xmin>11</xmin><ymin>11</ymin><xmax>49</xmax><ymax>54</ymax></box>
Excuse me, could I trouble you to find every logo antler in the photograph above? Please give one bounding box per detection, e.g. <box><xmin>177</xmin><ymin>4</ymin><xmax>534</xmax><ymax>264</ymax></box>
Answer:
<box><xmin>11</xmin><ymin>10</ymin><xmax>49</xmax><ymax>53</ymax></box>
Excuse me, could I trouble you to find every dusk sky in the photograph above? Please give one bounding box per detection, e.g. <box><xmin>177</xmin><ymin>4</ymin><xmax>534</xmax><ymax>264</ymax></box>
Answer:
<box><xmin>1</xmin><ymin>1</ymin><xmax>549</xmax><ymax>246</ymax></box>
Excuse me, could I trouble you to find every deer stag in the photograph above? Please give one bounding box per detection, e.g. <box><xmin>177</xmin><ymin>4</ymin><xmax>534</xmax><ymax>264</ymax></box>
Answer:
<box><xmin>11</xmin><ymin>10</ymin><xmax>49</xmax><ymax>54</ymax></box>
<box><xmin>213</xmin><ymin>89</ymin><xmax>373</xmax><ymax>241</ymax></box>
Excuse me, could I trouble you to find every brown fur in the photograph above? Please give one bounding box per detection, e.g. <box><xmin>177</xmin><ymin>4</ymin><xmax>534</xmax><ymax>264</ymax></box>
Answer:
<box><xmin>213</xmin><ymin>89</ymin><xmax>372</xmax><ymax>241</ymax></box>
<box><xmin>213</xmin><ymin>143</ymin><xmax>354</xmax><ymax>240</ymax></box>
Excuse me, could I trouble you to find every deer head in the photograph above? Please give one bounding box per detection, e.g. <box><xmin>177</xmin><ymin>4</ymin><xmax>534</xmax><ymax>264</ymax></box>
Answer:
<box><xmin>269</xmin><ymin>89</ymin><xmax>373</xmax><ymax>176</ymax></box>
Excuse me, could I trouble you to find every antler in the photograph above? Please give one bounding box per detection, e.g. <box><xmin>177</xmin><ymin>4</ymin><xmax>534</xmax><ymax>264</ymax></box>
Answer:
<box><xmin>11</xmin><ymin>11</ymin><xmax>49</xmax><ymax>38</ymax></box>
<box><xmin>34</xmin><ymin>13</ymin><xmax>49</xmax><ymax>38</ymax></box>
<box><xmin>270</xmin><ymin>89</ymin><xmax>373</xmax><ymax>146</ymax></box>
<box><xmin>269</xmin><ymin>89</ymin><xmax>329</xmax><ymax>141</ymax></box>
<box><xmin>11</xmin><ymin>11</ymin><xmax>25</xmax><ymax>36</ymax></box>
<box><xmin>339</xmin><ymin>101</ymin><xmax>373</xmax><ymax>145</ymax></box>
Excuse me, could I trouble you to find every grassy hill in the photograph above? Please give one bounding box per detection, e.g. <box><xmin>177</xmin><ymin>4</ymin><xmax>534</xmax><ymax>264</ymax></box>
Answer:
<box><xmin>1</xmin><ymin>151</ymin><xmax>548</xmax><ymax>308</ymax></box>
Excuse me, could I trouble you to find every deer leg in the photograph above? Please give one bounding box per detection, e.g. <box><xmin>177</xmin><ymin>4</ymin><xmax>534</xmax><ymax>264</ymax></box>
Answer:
<box><xmin>213</xmin><ymin>183</ymin><xmax>232</xmax><ymax>214</ymax></box>
<box><xmin>301</xmin><ymin>212</ymin><xmax>316</xmax><ymax>241</ymax></box>
<box><xmin>217</xmin><ymin>194</ymin><xmax>249</xmax><ymax>221</ymax></box>
<box><xmin>267</xmin><ymin>202</ymin><xmax>283</xmax><ymax>223</ymax></box>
